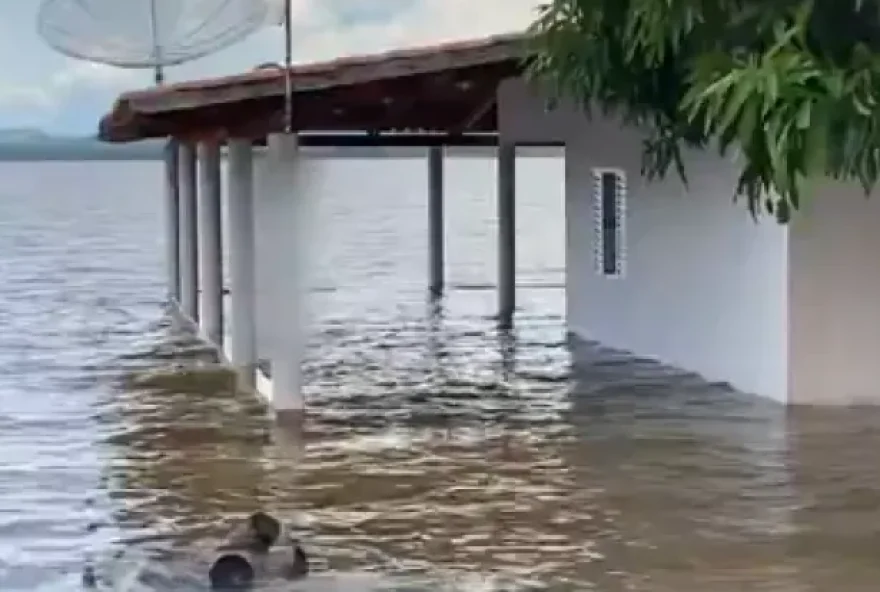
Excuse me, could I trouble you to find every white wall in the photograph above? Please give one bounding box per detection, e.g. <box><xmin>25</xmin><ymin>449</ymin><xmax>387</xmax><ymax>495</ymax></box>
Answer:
<box><xmin>497</xmin><ymin>78</ymin><xmax>790</xmax><ymax>401</ymax></box>
<box><xmin>789</xmin><ymin>181</ymin><xmax>880</xmax><ymax>404</ymax></box>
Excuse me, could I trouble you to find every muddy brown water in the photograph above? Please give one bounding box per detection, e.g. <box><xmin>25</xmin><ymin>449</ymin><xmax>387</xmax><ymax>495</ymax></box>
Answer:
<box><xmin>1</xmin><ymin>161</ymin><xmax>879</xmax><ymax>591</ymax></box>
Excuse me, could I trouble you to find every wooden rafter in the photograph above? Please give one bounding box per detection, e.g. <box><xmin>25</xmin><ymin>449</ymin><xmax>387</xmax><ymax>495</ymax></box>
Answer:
<box><xmin>98</xmin><ymin>33</ymin><xmax>527</xmax><ymax>143</ymax></box>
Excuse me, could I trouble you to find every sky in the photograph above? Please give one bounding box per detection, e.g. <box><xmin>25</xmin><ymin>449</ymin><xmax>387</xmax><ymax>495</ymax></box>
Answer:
<box><xmin>1</xmin><ymin>0</ymin><xmax>542</xmax><ymax>135</ymax></box>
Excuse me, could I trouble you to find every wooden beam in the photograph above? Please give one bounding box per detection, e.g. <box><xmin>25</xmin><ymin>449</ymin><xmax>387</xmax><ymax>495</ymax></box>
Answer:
<box><xmin>455</xmin><ymin>91</ymin><xmax>497</xmax><ymax>132</ymax></box>
<box><xmin>140</xmin><ymin>78</ymin><xmax>491</xmax><ymax>139</ymax></box>
<box><xmin>268</xmin><ymin>134</ymin><xmax>563</xmax><ymax>148</ymax></box>
<box><xmin>126</xmin><ymin>55</ymin><xmax>523</xmax><ymax>115</ymax></box>
<box><xmin>100</xmin><ymin>61</ymin><xmax>521</xmax><ymax>143</ymax></box>
<box><xmin>263</xmin><ymin>133</ymin><xmax>503</xmax><ymax>147</ymax></box>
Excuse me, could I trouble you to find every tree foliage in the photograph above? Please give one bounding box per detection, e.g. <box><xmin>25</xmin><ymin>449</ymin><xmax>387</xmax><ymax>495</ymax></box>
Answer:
<box><xmin>526</xmin><ymin>0</ymin><xmax>880</xmax><ymax>222</ymax></box>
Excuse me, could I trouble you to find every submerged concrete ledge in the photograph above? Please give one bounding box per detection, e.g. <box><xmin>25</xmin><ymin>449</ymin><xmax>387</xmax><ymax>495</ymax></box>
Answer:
<box><xmin>168</xmin><ymin>298</ymin><xmax>275</xmax><ymax>406</ymax></box>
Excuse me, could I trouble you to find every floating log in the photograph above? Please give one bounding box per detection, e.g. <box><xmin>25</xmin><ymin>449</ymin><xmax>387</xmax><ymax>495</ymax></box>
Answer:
<box><xmin>208</xmin><ymin>553</ymin><xmax>256</xmax><ymax>590</ymax></box>
<box><xmin>208</xmin><ymin>511</ymin><xmax>308</xmax><ymax>589</ymax></box>
<box><xmin>286</xmin><ymin>543</ymin><xmax>309</xmax><ymax>579</ymax></box>
<box><xmin>217</xmin><ymin>511</ymin><xmax>282</xmax><ymax>552</ymax></box>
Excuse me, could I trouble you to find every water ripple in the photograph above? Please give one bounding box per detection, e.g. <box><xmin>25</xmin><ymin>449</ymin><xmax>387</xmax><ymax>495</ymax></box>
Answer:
<box><xmin>2</xmin><ymin>161</ymin><xmax>880</xmax><ymax>591</ymax></box>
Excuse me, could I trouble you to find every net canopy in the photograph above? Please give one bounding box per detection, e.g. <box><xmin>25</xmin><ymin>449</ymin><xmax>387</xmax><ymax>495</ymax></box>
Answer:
<box><xmin>36</xmin><ymin>0</ymin><xmax>273</xmax><ymax>69</ymax></box>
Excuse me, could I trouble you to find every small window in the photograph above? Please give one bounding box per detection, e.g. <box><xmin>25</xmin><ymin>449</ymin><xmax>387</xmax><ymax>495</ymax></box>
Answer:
<box><xmin>592</xmin><ymin>168</ymin><xmax>626</xmax><ymax>277</ymax></box>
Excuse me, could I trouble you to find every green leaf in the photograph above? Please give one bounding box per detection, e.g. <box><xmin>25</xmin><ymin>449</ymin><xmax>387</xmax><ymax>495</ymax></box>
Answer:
<box><xmin>527</xmin><ymin>0</ymin><xmax>880</xmax><ymax>224</ymax></box>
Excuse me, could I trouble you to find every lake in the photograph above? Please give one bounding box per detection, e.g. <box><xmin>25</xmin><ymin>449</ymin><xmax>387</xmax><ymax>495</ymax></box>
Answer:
<box><xmin>0</xmin><ymin>159</ymin><xmax>879</xmax><ymax>591</ymax></box>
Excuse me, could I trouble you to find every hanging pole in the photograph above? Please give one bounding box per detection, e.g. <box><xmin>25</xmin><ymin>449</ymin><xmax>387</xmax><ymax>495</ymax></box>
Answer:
<box><xmin>148</xmin><ymin>0</ymin><xmax>164</xmax><ymax>85</ymax></box>
<box><xmin>283</xmin><ymin>0</ymin><xmax>293</xmax><ymax>133</ymax></box>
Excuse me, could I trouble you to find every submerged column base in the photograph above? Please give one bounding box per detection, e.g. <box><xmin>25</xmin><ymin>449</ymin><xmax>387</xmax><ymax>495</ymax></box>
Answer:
<box><xmin>226</xmin><ymin>138</ymin><xmax>258</xmax><ymax>390</ymax></box>
<box><xmin>497</xmin><ymin>141</ymin><xmax>516</xmax><ymax>328</ymax></box>
<box><xmin>260</xmin><ymin>132</ymin><xmax>310</xmax><ymax>415</ymax></box>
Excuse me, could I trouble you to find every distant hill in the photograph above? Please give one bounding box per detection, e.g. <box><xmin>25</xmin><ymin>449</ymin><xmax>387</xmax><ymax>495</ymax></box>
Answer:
<box><xmin>0</xmin><ymin>130</ymin><xmax>164</xmax><ymax>161</ymax></box>
<box><xmin>0</xmin><ymin>128</ymin><xmax>52</xmax><ymax>141</ymax></box>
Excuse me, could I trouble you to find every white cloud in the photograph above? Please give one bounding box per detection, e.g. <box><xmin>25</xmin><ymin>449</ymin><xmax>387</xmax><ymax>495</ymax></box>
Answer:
<box><xmin>279</xmin><ymin>0</ymin><xmax>539</xmax><ymax>60</ymax></box>
<box><xmin>0</xmin><ymin>0</ymin><xmax>542</xmax><ymax>131</ymax></box>
<box><xmin>0</xmin><ymin>58</ymin><xmax>139</xmax><ymax>120</ymax></box>
<box><xmin>53</xmin><ymin>61</ymin><xmax>140</xmax><ymax>90</ymax></box>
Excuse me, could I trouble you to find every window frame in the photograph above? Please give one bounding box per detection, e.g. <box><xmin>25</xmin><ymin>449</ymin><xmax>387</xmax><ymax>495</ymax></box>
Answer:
<box><xmin>592</xmin><ymin>167</ymin><xmax>627</xmax><ymax>278</ymax></box>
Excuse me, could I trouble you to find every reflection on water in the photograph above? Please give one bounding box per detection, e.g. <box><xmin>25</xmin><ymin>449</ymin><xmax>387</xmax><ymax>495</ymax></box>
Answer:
<box><xmin>2</xmin><ymin>161</ymin><xmax>880</xmax><ymax>591</ymax></box>
<box><xmin>95</xmin><ymin>312</ymin><xmax>880</xmax><ymax>591</ymax></box>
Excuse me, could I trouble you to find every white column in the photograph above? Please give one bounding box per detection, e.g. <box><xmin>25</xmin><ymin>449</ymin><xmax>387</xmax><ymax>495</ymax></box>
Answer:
<box><xmin>226</xmin><ymin>139</ymin><xmax>257</xmax><ymax>388</ymax></box>
<box><xmin>497</xmin><ymin>141</ymin><xmax>516</xmax><ymax>328</ymax></box>
<box><xmin>427</xmin><ymin>146</ymin><xmax>444</xmax><ymax>297</ymax></box>
<box><xmin>164</xmin><ymin>139</ymin><xmax>180</xmax><ymax>303</ymax></box>
<box><xmin>178</xmin><ymin>142</ymin><xmax>199</xmax><ymax>322</ymax></box>
<box><xmin>262</xmin><ymin>132</ymin><xmax>308</xmax><ymax>414</ymax></box>
<box><xmin>197</xmin><ymin>141</ymin><xmax>224</xmax><ymax>346</ymax></box>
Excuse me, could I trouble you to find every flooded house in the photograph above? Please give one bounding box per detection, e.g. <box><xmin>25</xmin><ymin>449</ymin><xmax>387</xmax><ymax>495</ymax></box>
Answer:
<box><xmin>96</xmin><ymin>31</ymin><xmax>879</xmax><ymax>412</ymax></box>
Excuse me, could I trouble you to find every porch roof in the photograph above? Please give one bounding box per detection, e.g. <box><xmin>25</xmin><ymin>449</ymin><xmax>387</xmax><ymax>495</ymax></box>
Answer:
<box><xmin>98</xmin><ymin>32</ymin><xmax>529</xmax><ymax>143</ymax></box>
